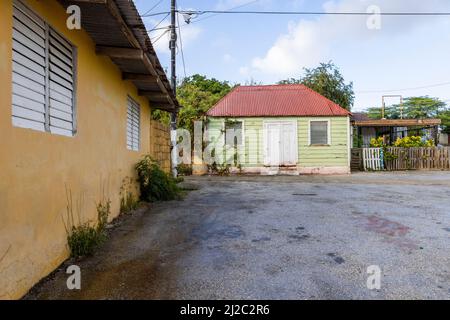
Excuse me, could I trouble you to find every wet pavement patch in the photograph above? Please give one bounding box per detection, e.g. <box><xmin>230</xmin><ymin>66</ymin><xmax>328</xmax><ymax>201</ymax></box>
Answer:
<box><xmin>443</xmin><ymin>228</ymin><xmax>450</xmax><ymax>232</ymax></box>
<box><xmin>327</xmin><ymin>253</ymin><xmax>345</xmax><ymax>264</ymax></box>
<box><xmin>252</xmin><ymin>236</ymin><xmax>271</xmax><ymax>243</ymax></box>
<box><xmin>191</xmin><ymin>223</ymin><xmax>245</xmax><ymax>241</ymax></box>
<box><xmin>288</xmin><ymin>234</ymin><xmax>310</xmax><ymax>242</ymax></box>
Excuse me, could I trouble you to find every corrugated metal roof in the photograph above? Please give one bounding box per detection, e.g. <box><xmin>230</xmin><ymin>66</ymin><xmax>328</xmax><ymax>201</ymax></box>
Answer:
<box><xmin>57</xmin><ymin>0</ymin><xmax>178</xmax><ymax>111</ymax></box>
<box><xmin>207</xmin><ymin>84</ymin><xmax>351</xmax><ymax>117</ymax></box>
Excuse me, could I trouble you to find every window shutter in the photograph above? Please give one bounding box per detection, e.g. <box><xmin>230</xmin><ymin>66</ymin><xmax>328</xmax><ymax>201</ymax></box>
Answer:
<box><xmin>11</xmin><ymin>0</ymin><xmax>76</xmax><ymax>137</ymax></box>
<box><xmin>48</xmin><ymin>29</ymin><xmax>75</xmax><ymax>137</ymax></box>
<box><xmin>310</xmin><ymin>121</ymin><xmax>329</xmax><ymax>145</ymax></box>
<box><xmin>127</xmin><ymin>97</ymin><xmax>141</xmax><ymax>151</ymax></box>
<box><xmin>12</xmin><ymin>0</ymin><xmax>47</xmax><ymax>131</ymax></box>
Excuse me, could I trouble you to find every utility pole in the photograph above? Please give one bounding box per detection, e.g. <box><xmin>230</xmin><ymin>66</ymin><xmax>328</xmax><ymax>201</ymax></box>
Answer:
<box><xmin>170</xmin><ymin>0</ymin><xmax>178</xmax><ymax>177</ymax></box>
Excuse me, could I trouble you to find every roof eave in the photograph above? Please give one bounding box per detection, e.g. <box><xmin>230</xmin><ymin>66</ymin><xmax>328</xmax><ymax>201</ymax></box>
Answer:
<box><xmin>58</xmin><ymin>0</ymin><xmax>179</xmax><ymax>112</ymax></box>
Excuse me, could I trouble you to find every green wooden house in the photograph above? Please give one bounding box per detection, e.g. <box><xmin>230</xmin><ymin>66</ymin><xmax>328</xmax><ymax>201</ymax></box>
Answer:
<box><xmin>204</xmin><ymin>84</ymin><xmax>352</xmax><ymax>175</ymax></box>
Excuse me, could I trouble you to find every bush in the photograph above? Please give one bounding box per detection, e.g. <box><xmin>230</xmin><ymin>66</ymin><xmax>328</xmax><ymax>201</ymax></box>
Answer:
<box><xmin>393</xmin><ymin>136</ymin><xmax>434</xmax><ymax>148</ymax></box>
<box><xmin>136</xmin><ymin>155</ymin><xmax>181</xmax><ymax>202</ymax></box>
<box><xmin>208</xmin><ymin>162</ymin><xmax>231</xmax><ymax>176</ymax></box>
<box><xmin>66</xmin><ymin>197</ymin><xmax>111</xmax><ymax>258</ymax></box>
<box><xmin>370</xmin><ymin>137</ymin><xmax>385</xmax><ymax>148</ymax></box>
<box><xmin>176</xmin><ymin>163</ymin><xmax>193</xmax><ymax>176</ymax></box>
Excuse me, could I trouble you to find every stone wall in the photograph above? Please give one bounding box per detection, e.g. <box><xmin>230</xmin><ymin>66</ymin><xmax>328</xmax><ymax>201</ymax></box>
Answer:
<box><xmin>149</xmin><ymin>120</ymin><xmax>172</xmax><ymax>173</ymax></box>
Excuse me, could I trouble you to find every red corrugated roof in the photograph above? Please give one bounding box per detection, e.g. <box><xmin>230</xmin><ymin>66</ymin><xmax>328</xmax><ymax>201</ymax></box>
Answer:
<box><xmin>207</xmin><ymin>84</ymin><xmax>351</xmax><ymax>117</ymax></box>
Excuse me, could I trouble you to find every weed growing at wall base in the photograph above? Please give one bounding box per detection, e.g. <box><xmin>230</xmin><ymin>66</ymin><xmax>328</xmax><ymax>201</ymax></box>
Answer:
<box><xmin>64</xmin><ymin>190</ymin><xmax>111</xmax><ymax>258</ymax></box>
<box><xmin>120</xmin><ymin>177</ymin><xmax>139</xmax><ymax>214</ymax></box>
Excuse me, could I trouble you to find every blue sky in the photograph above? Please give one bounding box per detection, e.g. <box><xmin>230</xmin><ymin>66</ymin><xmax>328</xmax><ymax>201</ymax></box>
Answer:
<box><xmin>134</xmin><ymin>0</ymin><xmax>450</xmax><ymax>111</ymax></box>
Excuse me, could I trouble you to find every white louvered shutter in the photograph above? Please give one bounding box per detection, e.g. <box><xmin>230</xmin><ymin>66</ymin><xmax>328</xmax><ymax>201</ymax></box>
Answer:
<box><xmin>12</xmin><ymin>0</ymin><xmax>47</xmax><ymax>132</ymax></box>
<box><xmin>49</xmin><ymin>29</ymin><xmax>75</xmax><ymax>136</ymax></box>
<box><xmin>127</xmin><ymin>97</ymin><xmax>141</xmax><ymax>151</ymax></box>
<box><xmin>12</xmin><ymin>0</ymin><xmax>76</xmax><ymax>136</ymax></box>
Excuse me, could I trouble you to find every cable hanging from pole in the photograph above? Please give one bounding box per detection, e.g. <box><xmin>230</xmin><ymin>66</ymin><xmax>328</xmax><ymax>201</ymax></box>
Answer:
<box><xmin>149</xmin><ymin>10</ymin><xmax>450</xmax><ymax>17</ymax></box>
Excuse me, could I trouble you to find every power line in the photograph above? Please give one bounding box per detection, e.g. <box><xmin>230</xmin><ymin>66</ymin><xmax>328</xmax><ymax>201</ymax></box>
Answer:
<box><xmin>148</xmin><ymin>12</ymin><xmax>170</xmax><ymax>32</ymax></box>
<box><xmin>189</xmin><ymin>0</ymin><xmax>260</xmax><ymax>24</ymax></box>
<box><xmin>357</xmin><ymin>81</ymin><xmax>450</xmax><ymax>94</ymax></box>
<box><xmin>149</xmin><ymin>10</ymin><xmax>450</xmax><ymax>17</ymax></box>
<box><xmin>142</xmin><ymin>0</ymin><xmax>165</xmax><ymax>17</ymax></box>
<box><xmin>151</xmin><ymin>28</ymin><xmax>170</xmax><ymax>43</ymax></box>
<box><xmin>176</xmin><ymin>6</ymin><xmax>187</xmax><ymax>79</ymax></box>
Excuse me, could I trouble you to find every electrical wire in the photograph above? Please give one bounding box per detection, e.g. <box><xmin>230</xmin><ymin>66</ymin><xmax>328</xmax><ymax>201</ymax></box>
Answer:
<box><xmin>189</xmin><ymin>0</ymin><xmax>260</xmax><ymax>24</ymax></box>
<box><xmin>141</xmin><ymin>0</ymin><xmax>165</xmax><ymax>17</ymax></box>
<box><xmin>148</xmin><ymin>12</ymin><xmax>170</xmax><ymax>32</ymax></box>
<box><xmin>176</xmin><ymin>7</ymin><xmax>187</xmax><ymax>79</ymax></box>
<box><xmin>151</xmin><ymin>28</ymin><xmax>170</xmax><ymax>44</ymax></box>
<box><xmin>177</xmin><ymin>10</ymin><xmax>450</xmax><ymax>16</ymax></box>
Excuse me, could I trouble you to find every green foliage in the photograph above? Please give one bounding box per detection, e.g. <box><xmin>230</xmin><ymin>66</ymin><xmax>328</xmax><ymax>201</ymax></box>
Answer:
<box><xmin>279</xmin><ymin>61</ymin><xmax>354</xmax><ymax>110</ymax></box>
<box><xmin>393</xmin><ymin>136</ymin><xmax>434</xmax><ymax>148</ymax></box>
<box><xmin>208</xmin><ymin>162</ymin><xmax>231</xmax><ymax>176</ymax></box>
<box><xmin>68</xmin><ymin>224</ymin><xmax>102</xmax><ymax>258</ymax></box>
<box><xmin>370</xmin><ymin>135</ymin><xmax>434</xmax><ymax>148</ymax></box>
<box><xmin>176</xmin><ymin>163</ymin><xmax>193</xmax><ymax>176</ymax></box>
<box><xmin>136</xmin><ymin>155</ymin><xmax>181</xmax><ymax>202</ymax></box>
<box><xmin>152</xmin><ymin>74</ymin><xmax>234</xmax><ymax>133</ymax></box>
<box><xmin>65</xmin><ymin>196</ymin><xmax>111</xmax><ymax>258</ymax></box>
<box><xmin>402</xmin><ymin>96</ymin><xmax>446</xmax><ymax>119</ymax></box>
<box><xmin>370</xmin><ymin>137</ymin><xmax>386</xmax><ymax>148</ymax></box>
<box><xmin>120</xmin><ymin>177</ymin><xmax>139</xmax><ymax>214</ymax></box>
<box><xmin>439</xmin><ymin>110</ymin><xmax>450</xmax><ymax>133</ymax></box>
<box><xmin>366</xmin><ymin>106</ymin><xmax>401</xmax><ymax>120</ymax></box>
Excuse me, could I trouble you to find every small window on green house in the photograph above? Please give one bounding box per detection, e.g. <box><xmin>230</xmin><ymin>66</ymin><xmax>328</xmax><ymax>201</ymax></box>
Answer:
<box><xmin>225</xmin><ymin>121</ymin><xmax>243</xmax><ymax>146</ymax></box>
<box><xmin>310</xmin><ymin>121</ymin><xmax>329</xmax><ymax>145</ymax></box>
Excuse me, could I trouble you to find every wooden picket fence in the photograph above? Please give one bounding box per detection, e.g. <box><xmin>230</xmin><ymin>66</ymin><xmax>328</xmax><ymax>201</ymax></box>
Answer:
<box><xmin>362</xmin><ymin>148</ymin><xmax>384</xmax><ymax>171</ymax></box>
<box><xmin>361</xmin><ymin>147</ymin><xmax>450</xmax><ymax>171</ymax></box>
<box><xmin>384</xmin><ymin>147</ymin><xmax>450</xmax><ymax>170</ymax></box>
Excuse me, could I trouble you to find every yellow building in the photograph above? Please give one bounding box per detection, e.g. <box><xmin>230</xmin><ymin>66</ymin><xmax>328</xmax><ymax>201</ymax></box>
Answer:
<box><xmin>0</xmin><ymin>0</ymin><xmax>177</xmax><ymax>299</ymax></box>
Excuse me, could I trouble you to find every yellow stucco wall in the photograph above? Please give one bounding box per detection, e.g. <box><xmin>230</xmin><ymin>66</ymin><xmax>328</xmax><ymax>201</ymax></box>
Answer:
<box><xmin>0</xmin><ymin>0</ymin><xmax>155</xmax><ymax>299</ymax></box>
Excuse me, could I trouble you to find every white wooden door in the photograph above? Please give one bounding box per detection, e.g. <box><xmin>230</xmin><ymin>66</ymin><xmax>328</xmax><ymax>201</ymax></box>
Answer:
<box><xmin>264</xmin><ymin>121</ymin><xmax>298</xmax><ymax>166</ymax></box>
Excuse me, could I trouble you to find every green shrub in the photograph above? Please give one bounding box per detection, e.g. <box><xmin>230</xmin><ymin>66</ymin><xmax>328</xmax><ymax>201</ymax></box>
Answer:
<box><xmin>136</xmin><ymin>155</ymin><xmax>181</xmax><ymax>202</ymax></box>
<box><xmin>68</xmin><ymin>223</ymin><xmax>102</xmax><ymax>258</ymax></box>
<box><xmin>65</xmin><ymin>194</ymin><xmax>111</xmax><ymax>258</ymax></box>
<box><xmin>208</xmin><ymin>162</ymin><xmax>231</xmax><ymax>176</ymax></box>
<box><xmin>394</xmin><ymin>136</ymin><xmax>434</xmax><ymax>148</ymax></box>
<box><xmin>176</xmin><ymin>163</ymin><xmax>193</xmax><ymax>176</ymax></box>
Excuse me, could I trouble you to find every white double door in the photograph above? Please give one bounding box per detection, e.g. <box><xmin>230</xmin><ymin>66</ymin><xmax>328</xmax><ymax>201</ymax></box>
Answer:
<box><xmin>264</xmin><ymin>121</ymin><xmax>298</xmax><ymax>166</ymax></box>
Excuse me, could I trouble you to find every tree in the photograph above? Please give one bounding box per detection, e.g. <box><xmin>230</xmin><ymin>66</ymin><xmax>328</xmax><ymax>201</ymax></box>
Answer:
<box><xmin>152</xmin><ymin>74</ymin><xmax>233</xmax><ymax>133</ymax></box>
<box><xmin>402</xmin><ymin>96</ymin><xmax>446</xmax><ymax>119</ymax></box>
<box><xmin>279</xmin><ymin>62</ymin><xmax>354</xmax><ymax>110</ymax></box>
<box><xmin>438</xmin><ymin>110</ymin><xmax>450</xmax><ymax>133</ymax></box>
<box><xmin>366</xmin><ymin>106</ymin><xmax>401</xmax><ymax>119</ymax></box>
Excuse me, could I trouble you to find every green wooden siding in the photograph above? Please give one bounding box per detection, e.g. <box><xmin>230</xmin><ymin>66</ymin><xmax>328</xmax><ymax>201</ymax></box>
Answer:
<box><xmin>207</xmin><ymin>116</ymin><xmax>350</xmax><ymax>168</ymax></box>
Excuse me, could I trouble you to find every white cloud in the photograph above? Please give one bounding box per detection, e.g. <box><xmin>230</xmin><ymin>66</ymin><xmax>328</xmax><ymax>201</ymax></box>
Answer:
<box><xmin>223</xmin><ymin>53</ymin><xmax>234</xmax><ymax>63</ymax></box>
<box><xmin>244</xmin><ymin>0</ymin><xmax>450</xmax><ymax>80</ymax></box>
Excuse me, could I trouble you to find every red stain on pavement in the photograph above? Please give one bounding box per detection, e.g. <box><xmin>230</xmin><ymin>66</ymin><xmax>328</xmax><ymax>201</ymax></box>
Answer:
<box><xmin>365</xmin><ymin>216</ymin><xmax>410</xmax><ymax>237</ymax></box>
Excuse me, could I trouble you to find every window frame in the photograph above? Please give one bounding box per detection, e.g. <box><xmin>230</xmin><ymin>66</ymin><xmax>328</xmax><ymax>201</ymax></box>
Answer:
<box><xmin>126</xmin><ymin>96</ymin><xmax>141</xmax><ymax>152</ymax></box>
<box><xmin>11</xmin><ymin>0</ymin><xmax>78</xmax><ymax>136</ymax></box>
<box><xmin>308</xmin><ymin>119</ymin><xmax>331</xmax><ymax>146</ymax></box>
<box><xmin>224</xmin><ymin>120</ymin><xmax>244</xmax><ymax>147</ymax></box>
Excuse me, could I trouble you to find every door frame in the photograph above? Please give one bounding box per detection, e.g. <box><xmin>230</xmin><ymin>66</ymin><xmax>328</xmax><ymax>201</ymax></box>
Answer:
<box><xmin>263</xmin><ymin>119</ymin><xmax>298</xmax><ymax>166</ymax></box>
